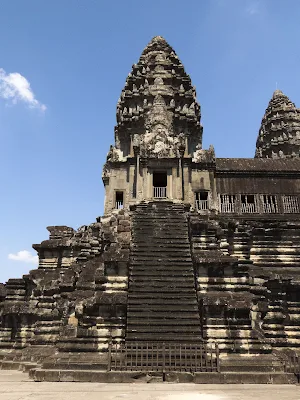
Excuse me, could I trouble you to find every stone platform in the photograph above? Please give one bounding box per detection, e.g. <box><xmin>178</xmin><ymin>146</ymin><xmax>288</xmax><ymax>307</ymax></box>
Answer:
<box><xmin>0</xmin><ymin>371</ymin><xmax>300</xmax><ymax>400</ymax></box>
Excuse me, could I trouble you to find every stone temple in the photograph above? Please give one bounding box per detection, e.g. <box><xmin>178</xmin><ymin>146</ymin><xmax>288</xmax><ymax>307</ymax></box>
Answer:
<box><xmin>1</xmin><ymin>36</ymin><xmax>300</xmax><ymax>383</ymax></box>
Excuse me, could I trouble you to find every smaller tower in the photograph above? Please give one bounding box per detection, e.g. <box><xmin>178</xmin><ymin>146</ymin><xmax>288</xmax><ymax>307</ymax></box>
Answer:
<box><xmin>255</xmin><ymin>89</ymin><xmax>300</xmax><ymax>159</ymax></box>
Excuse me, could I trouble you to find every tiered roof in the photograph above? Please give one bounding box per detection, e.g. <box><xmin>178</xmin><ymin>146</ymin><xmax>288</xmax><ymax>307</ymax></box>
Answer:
<box><xmin>115</xmin><ymin>36</ymin><xmax>203</xmax><ymax>157</ymax></box>
<box><xmin>255</xmin><ymin>90</ymin><xmax>300</xmax><ymax>159</ymax></box>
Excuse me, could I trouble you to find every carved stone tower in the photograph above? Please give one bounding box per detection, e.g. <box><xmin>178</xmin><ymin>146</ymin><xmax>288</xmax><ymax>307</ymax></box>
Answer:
<box><xmin>102</xmin><ymin>36</ymin><xmax>216</xmax><ymax>214</ymax></box>
<box><xmin>255</xmin><ymin>89</ymin><xmax>300</xmax><ymax>159</ymax></box>
<box><xmin>3</xmin><ymin>36</ymin><xmax>300</xmax><ymax>384</ymax></box>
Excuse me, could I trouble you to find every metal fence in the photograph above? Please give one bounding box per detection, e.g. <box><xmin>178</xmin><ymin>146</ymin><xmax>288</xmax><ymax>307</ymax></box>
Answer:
<box><xmin>284</xmin><ymin>351</ymin><xmax>300</xmax><ymax>382</ymax></box>
<box><xmin>153</xmin><ymin>187</ymin><xmax>167</xmax><ymax>199</ymax></box>
<box><xmin>196</xmin><ymin>200</ymin><xmax>209</xmax><ymax>211</ymax></box>
<box><xmin>108</xmin><ymin>341</ymin><xmax>220</xmax><ymax>373</ymax></box>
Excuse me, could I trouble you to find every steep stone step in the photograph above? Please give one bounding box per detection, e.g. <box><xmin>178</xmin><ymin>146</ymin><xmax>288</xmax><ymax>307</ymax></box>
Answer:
<box><xmin>127</xmin><ymin>287</ymin><xmax>196</xmax><ymax>293</ymax></box>
<box><xmin>133</xmin><ymin>239</ymin><xmax>190</xmax><ymax>244</ymax></box>
<box><xmin>128</xmin><ymin>292</ymin><xmax>197</xmax><ymax>301</ymax></box>
<box><xmin>128</xmin><ymin>298</ymin><xmax>198</xmax><ymax>306</ymax></box>
<box><xmin>130</xmin><ymin>276</ymin><xmax>195</xmax><ymax>283</ymax></box>
<box><xmin>131</xmin><ymin>257</ymin><xmax>192</xmax><ymax>263</ymax></box>
<box><xmin>128</xmin><ymin>304</ymin><xmax>199</xmax><ymax>311</ymax></box>
<box><xmin>127</xmin><ymin>320</ymin><xmax>201</xmax><ymax>327</ymax></box>
<box><xmin>131</xmin><ymin>259</ymin><xmax>193</xmax><ymax>264</ymax></box>
<box><xmin>127</xmin><ymin>311</ymin><xmax>201</xmax><ymax>319</ymax></box>
<box><xmin>126</xmin><ymin>333</ymin><xmax>203</xmax><ymax>342</ymax></box>
<box><xmin>126</xmin><ymin>202</ymin><xmax>202</xmax><ymax>344</ymax></box>
<box><xmin>131</xmin><ymin>247</ymin><xmax>191</xmax><ymax>253</ymax></box>
<box><xmin>127</xmin><ymin>326</ymin><xmax>201</xmax><ymax>333</ymax></box>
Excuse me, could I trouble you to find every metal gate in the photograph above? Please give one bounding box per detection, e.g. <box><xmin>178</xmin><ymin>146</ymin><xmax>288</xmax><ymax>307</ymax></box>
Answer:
<box><xmin>108</xmin><ymin>342</ymin><xmax>220</xmax><ymax>373</ymax></box>
<box><xmin>284</xmin><ymin>351</ymin><xmax>300</xmax><ymax>382</ymax></box>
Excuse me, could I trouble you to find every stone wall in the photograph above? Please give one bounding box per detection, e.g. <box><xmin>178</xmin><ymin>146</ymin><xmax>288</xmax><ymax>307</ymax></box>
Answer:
<box><xmin>0</xmin><ymin>209</ymin><xmax>132</xmax><ymax>361</ymax></box>
<box><xmin>189</xmin><ymin>213</ymin><xmax>300</xmax><ymax>353</ymax></box>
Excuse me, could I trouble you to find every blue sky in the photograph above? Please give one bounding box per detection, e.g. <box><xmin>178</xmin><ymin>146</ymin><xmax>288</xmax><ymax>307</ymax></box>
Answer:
<box><xmin>0</xmin><ymin>0</ymin><xmax>300</xmax><ymax>283</ymax></box>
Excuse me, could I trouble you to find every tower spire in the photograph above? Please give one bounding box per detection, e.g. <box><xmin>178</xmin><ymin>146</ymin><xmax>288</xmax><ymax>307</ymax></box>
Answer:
<box><xmin>113</xmin><ymin>36</ymin><xmax>203</xmax><ymax>159</ymax></box>
<box><xmin>255</xmin><ymin>90</ymin><xmax>300</xmax><ymax>159</ymax></box>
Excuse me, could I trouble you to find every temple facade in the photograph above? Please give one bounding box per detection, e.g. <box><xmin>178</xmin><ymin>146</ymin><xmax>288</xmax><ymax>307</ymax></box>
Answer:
<box><xmin>1</xmin><ymin>36</ymin><xmax>300</xmax><ymax>383</ymax></box>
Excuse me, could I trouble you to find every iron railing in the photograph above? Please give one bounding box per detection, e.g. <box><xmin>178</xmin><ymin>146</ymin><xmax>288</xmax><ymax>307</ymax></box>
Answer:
<box><xmin>283</xmin><ymin>195</ymin><xmax>300</xmax><ymax>213</ymax></box>
<box><xmin>115</xmin><ymin>201</ymin><xmax>124</xmax><ymax>209</ymax></box>
<box><xmin>241</xmin><ymin>202</ymin><xmax>257</xmax><ymax>213</ymax></box>
<box><xmin>153</xmin><ymin>187</ymin><xmax>167</xmax><ymax>199</ymax></box>
<box><xmin>284</xmin><ymin>351</ymin><xmax>300</xmax><ymax>382</ymax></box>
<box><xmin>108</xmin><ymin>341</ymin><xmax>220</xmax><ymax>373</ymax></box>
<box><xmin>196</xmin><ymin>200</ymin><xmax>209</xmax><ymax>211</ymax></box>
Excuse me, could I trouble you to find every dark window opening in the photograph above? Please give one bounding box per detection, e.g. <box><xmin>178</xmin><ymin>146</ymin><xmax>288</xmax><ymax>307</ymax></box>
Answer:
<box><xmin>195</xmin><ymin>191</ymin><xmax>209</xmax><ymax>211</ymax></box>
<box><xmin>262</xmin><ymin>195</ymin><xmax>278</xmax><ymax>213</ymax></box>
<box><xmin>153</xmin><ymin>172</ymin><xmax>167</xmax><ymax>198</ymax></box>
<box><xmin>115</xmin><ymin>191</ymin><xmax>124</xmax><ymax>209</ymax></box>
<box><xmin>283</xmin><ymin>195</ymin><xmax>299</xmax><ymax>213</ymax></box>
<box><xmin>241</xmin><ymin>195</ymin><xmax>257</xmax><ymax>213</ymax></box>
<box><xmin>153</xmin><ymin>172</ymin><xmax>167</xmax><ymax>187</ymax></box>
<box><xmin>220</xmin><ymin>195</ymin><xmax>236</xmax><ymax>213</ymax></box>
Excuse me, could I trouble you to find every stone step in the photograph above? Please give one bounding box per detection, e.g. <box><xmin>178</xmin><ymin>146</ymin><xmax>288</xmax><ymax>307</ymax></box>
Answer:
<box><xmin>127</xmin><ymin>319</ymin><xmax>201</xmax><ymax>326</ymax></box>
<box><xmin>127</xmin><ymin>305</ymin><xmax>199</xmax><ymax>312</ymax></box>
<box><xmin>130</xmin><ymin>260</ymin><xmax>193</xmax><ymax>266</ymax></box>
<box><xmin>131</xmin><ymin>247</ymin><xmax>191</xmax><ymax>253</ymax></box>
<box><xmin>133</xmin><ymin>228</ymin><xmax>187</xmax><ymax>233</ymax></box>
<box><xmin>133</xmin><ymin>218</ymin><xmax>187</xmax><ymax>223</ymax></box>
<box><xmin>126</xmin><ymin>334</ymin><xmax>203</xmax><ymax>342</ymax></box>
<box><xmin>131</xmin><ymin>253</ymin><xmax>192</xmax><ymax>259</ymax></box>
<box><xmin>31</xmin><ymin>368</ymin><xmax>298</xmax><ymax>384</ymax></box>
<box><xmin>126</xmin><ymin>325</ymin><xmax>201</xmax><ymax>333</ymax></box>
<box><xmin>131</xmin><ymin>257</ymin><xmax>192</xmax><ymax>263</ymax></box>
<box><xmin>130</xmin><ymin>276</ymin><xmax>195</xmax><ymax>283</ymax></box>
<box><xmin>129</xmin><ymin>284</ymin><xmax>196</xmax><ymax>290</ymax></box>
<box><xmin>128</xmin><ymin>203</ymin><xmax>198</xmax><ymax>343</ymax></box>
<box><xmin>128</xmin><ymin>300</ymin><xmax>198</xmax><ymax>307</ymax></box>
<box><xmin>129</xmin><ymin>271</ymin><xmax>194</xmax><ymax>277</ymax></box>
<box><xmin>132</xmin><ymin>243</ymin><xmax>190</xmax><ymax>248</ymax></box>
<box><xmin>220</xmin><ymin>355</ymin><xmax>285</xmax><ymax>373</ymax></box>
<box><xmin>128</xmin><ymin>293</ymin><xmax>197</xmax><ymax>300</ymax></box>
<box><xmin>127</xmin><ymin>311</ymin><xmax>200</xmax><ymax>319</ymax></box>
<box><xmin>132</xmin><ymin>241</ymin><xmax>190</xmax><ymax>247</ymax></box>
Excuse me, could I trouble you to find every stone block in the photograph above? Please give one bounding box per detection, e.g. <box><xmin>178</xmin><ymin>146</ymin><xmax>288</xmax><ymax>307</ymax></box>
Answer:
<box><xmin>119</xmin><ymin>220</ymin><xmax>130</xmax><ymax>226</ymax></box>
<box><xmin>165</xmin><ymin>372</ymin><xmax>194</xmax><ymax>383</ymax></box>
<box><xmin>194</xmin><ymin>372</ymin><xmax>225</xmax><ymax>384</ymax></box>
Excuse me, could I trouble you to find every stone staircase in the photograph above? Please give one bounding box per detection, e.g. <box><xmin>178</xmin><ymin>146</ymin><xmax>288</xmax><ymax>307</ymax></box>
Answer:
<box><xmin>126</xmin><ymin>201</ymin><xmax>202</xmax><ymax>343</ymax></box>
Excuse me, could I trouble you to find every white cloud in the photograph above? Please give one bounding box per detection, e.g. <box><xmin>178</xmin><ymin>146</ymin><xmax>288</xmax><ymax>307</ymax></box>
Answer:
<box><xmin>0</xmin><ymin>68</ymin><xmax>46</xmax><ymax>111</ymax></box>
<box><xmin>8</xmin><ymin>250</ymin><xmax>38</xmax><ymax>265</ymax></box>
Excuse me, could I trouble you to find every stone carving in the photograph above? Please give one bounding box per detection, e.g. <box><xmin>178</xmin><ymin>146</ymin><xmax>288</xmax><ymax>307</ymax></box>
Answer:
<box><xmin>109</xmin><ymin>35</ymin><xmax>203</xmax><ymax>165</ymax></box>
<box><xmin>2</xmin><ymin>36</ymin><xmax>300</xmax><ymax>384</ymax></box>
<box><xmin>255</xmin><ymin>89</ymin><xmax>300</xmax><ymax>158</ymax></box>
<box><xmin>193</xmin><ymin>144</ymin><xmax>216</xmax><ymax>163</ymax></box>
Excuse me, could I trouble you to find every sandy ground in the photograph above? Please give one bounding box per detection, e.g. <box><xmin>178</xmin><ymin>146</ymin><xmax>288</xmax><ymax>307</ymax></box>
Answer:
<box><xmin>0</xmin><ymin>370</ymin><xmax>300</xmax><ymax>400</ymax></box>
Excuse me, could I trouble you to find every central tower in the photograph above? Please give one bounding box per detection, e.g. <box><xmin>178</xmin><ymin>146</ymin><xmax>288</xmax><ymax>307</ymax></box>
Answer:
<box><xmin>102</xmin><ymin>36</ymin><xmax>212</xmax><ymax>214</ymax></box>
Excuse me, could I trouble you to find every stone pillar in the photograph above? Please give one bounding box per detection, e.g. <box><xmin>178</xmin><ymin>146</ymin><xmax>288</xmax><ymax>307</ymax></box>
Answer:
<box><xmin>182</xmin><ymin>163</ymin><xmax>191</xmax><ymax>202</ymax></box>
<box><xmin>167</xmin><ymin>168</ymin><xmax>173</xmax><ymax>199</ymax></box>
<box><xmin>129</xmin><ymin>164</ymin><xmax>136</xmax><ymax>201</ymax></box>
<box><xmin>141</xmin><ymin>159</ymin><xmax>148</xmax><ymax>200</ymax></box>
<box><xmin>178</xmin><ymin>157</ymin><xmax>183</xmax><ymax>200</ymax></box>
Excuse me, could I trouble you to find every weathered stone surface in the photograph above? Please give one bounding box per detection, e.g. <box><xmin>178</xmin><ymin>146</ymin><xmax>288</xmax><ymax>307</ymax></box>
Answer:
<box><xmin>255</xmin><ymin>89</ymin><xmax>300</xmax><ymax>159</ymax></box>
<box><xmin>1</xmin><ymin>36</ymin><xmax>300</xmax><ymax>383</ymax></box>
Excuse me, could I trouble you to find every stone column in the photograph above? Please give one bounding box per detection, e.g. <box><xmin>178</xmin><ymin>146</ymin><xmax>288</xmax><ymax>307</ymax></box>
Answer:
<box><xmin>178</xmin><ymin>157</ymin><xmax>183</xmax><ymax>200</ymax></box>
<box><xmin>178</xmin><ymin>144</ymin><xmax>185</xmax><ymax>201</ymax></box>
<box><xmin>133</xmin><ymin>147</ymin><xmax>141</xmax><ymax>201</ymax></box>
<box><xmin>141</xmin><ymin>159</ymin><xmax>148</xmax><ymax>200</ymax></box>
<box><xmin>129</xmin><ymin>164</ymin><xmax>136</xmax><ymax>201</ymax></box>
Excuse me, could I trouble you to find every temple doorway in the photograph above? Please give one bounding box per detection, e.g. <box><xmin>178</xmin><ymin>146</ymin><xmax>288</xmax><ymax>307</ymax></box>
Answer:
<box><xmin>153</xmin><ymin>171</ymin><xmax>167</xmax><ymax>198</ymax></box>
